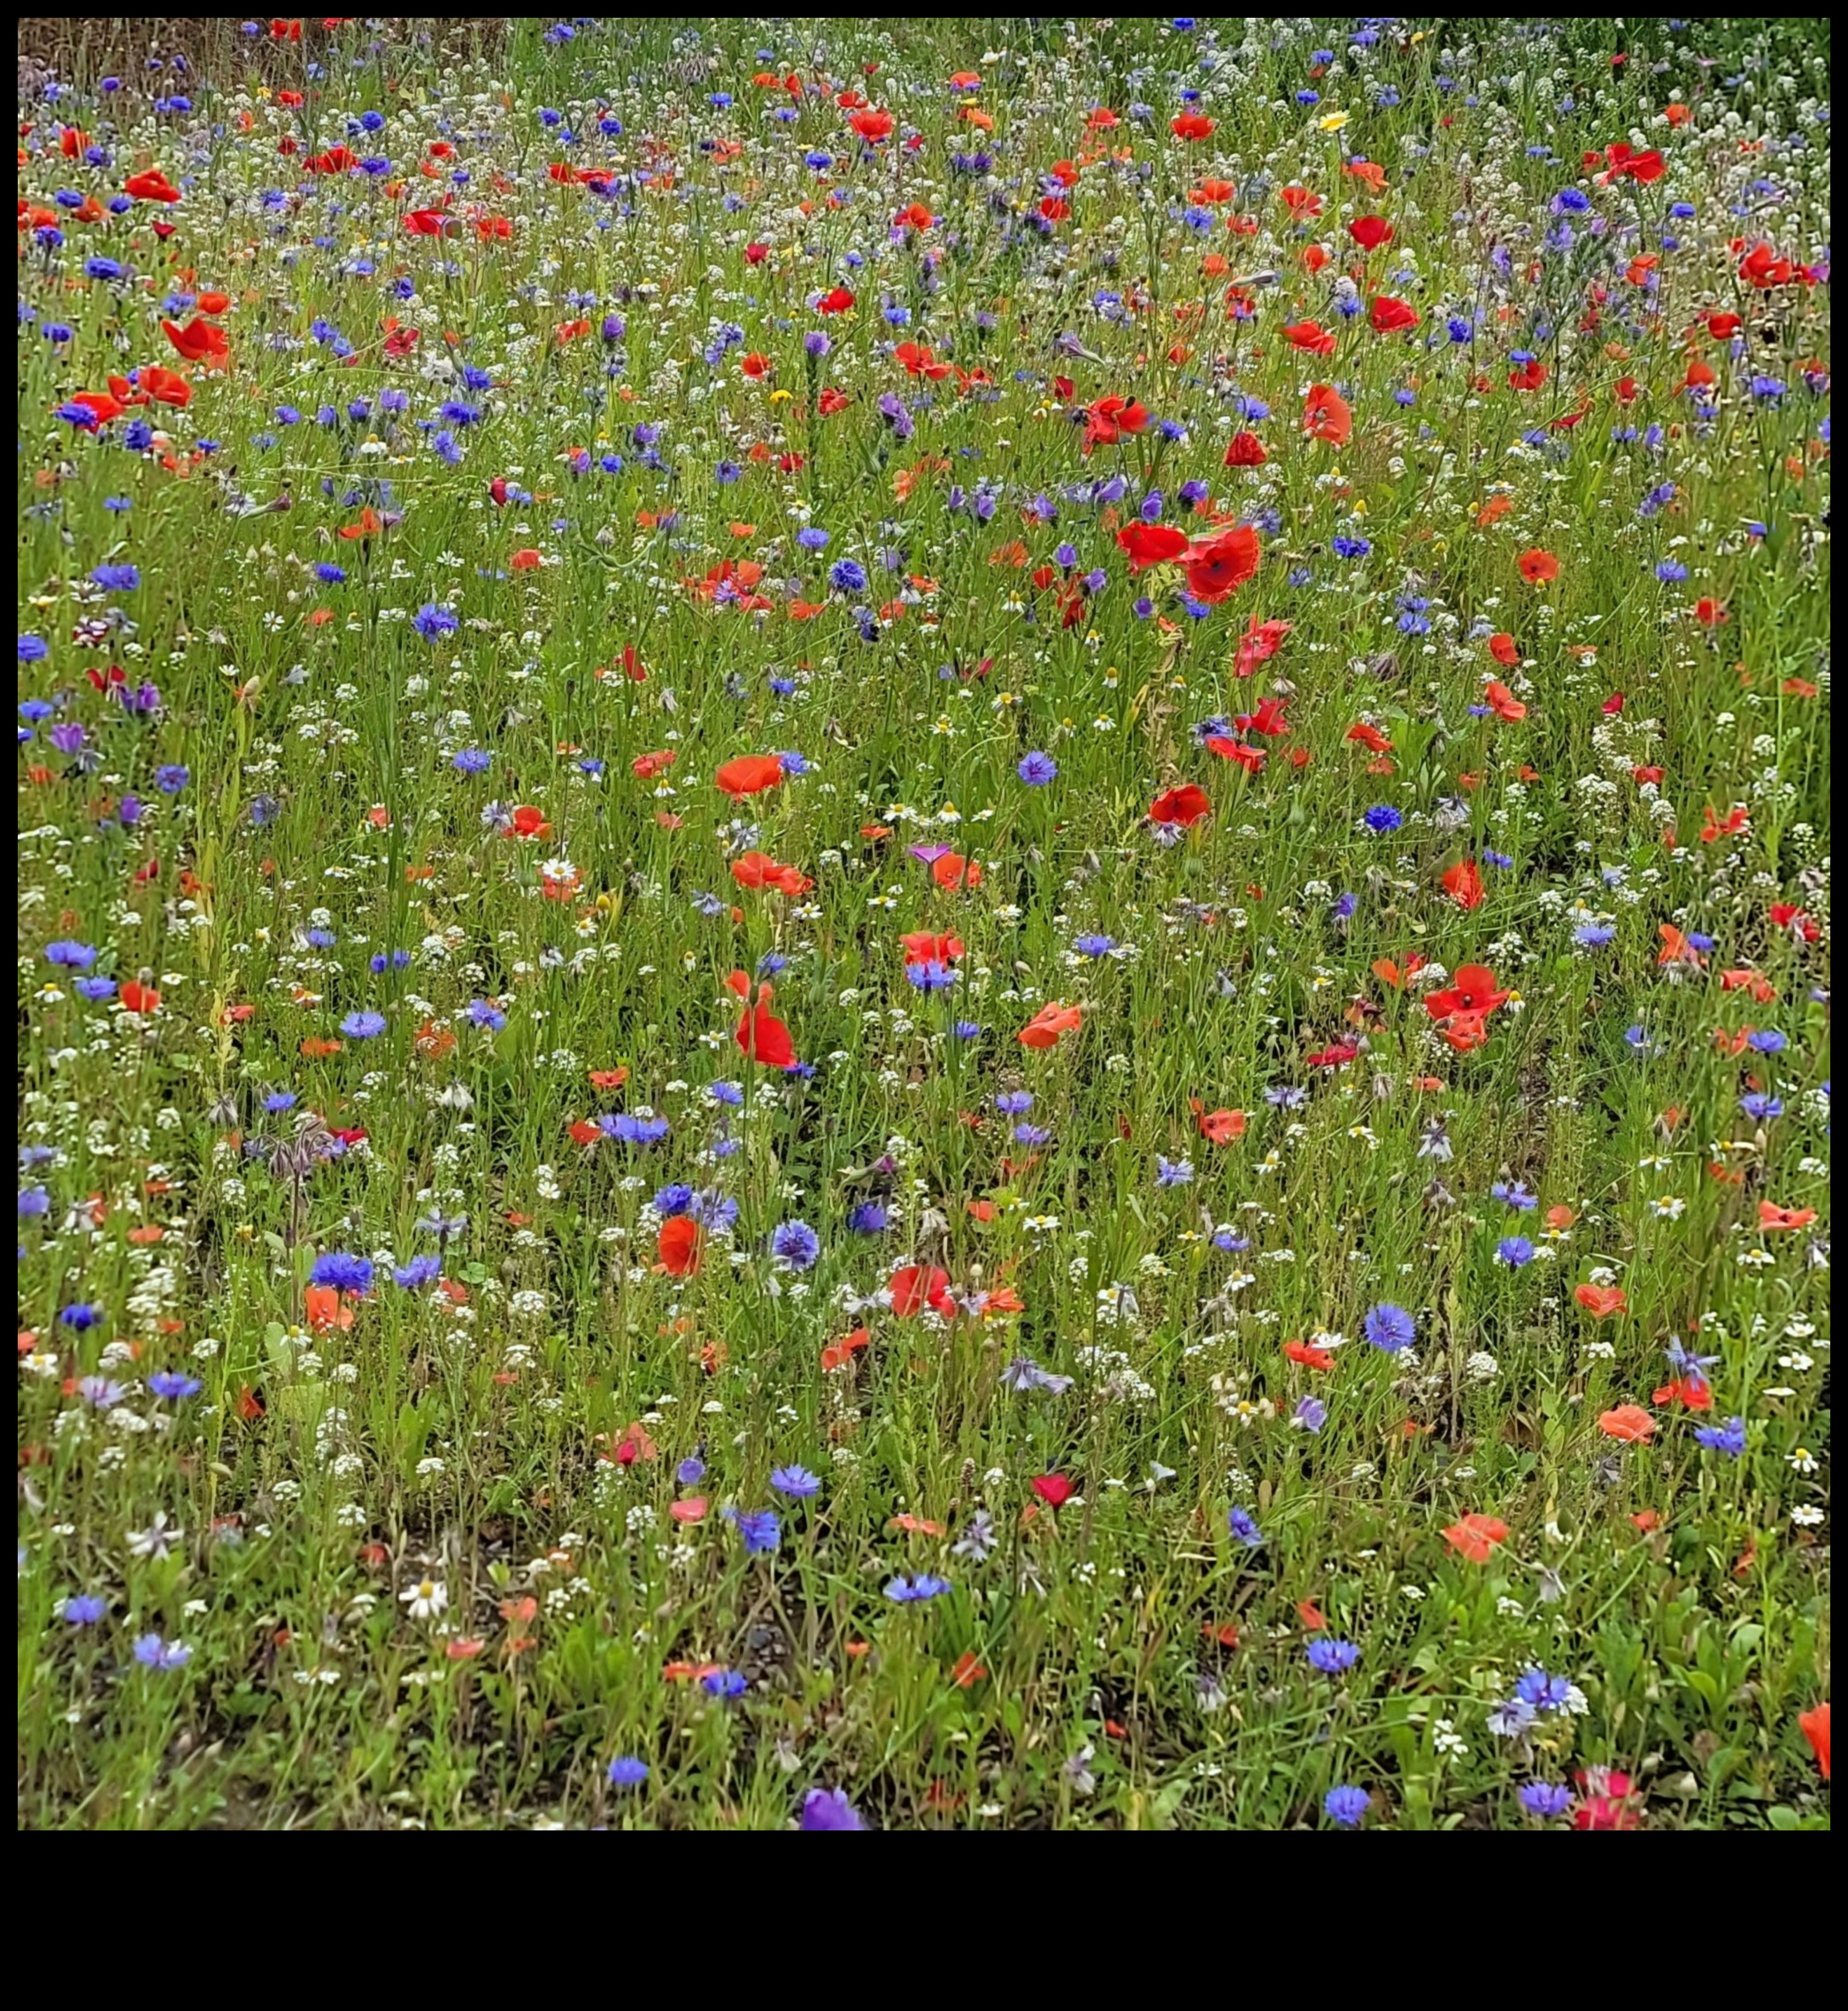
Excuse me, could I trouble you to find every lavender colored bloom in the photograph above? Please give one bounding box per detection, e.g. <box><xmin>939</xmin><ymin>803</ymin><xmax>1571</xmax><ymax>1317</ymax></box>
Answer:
<box><xmin>1306</xmin><ymin>1638</ymin><xmax>1360</xmax><ymax>1675</ymax></box>
<box><xmin>1227</xmin><ymin>1506</ymin><xmax>1263</xmax><ymax>1547</ymax></box>
<box><xmin>799</xmin><ymin>1786</ymin><xmax>866</xmax><ymax>1830</ymax></box>
<box><xmin>771</xmin><ymin>1219</ymin><xmax>820</xmax><ymax>1269</ymax></box>
<box><xmin>1017</xmin><ymin>751</ymin><xmax>1057</xmax><ymax>785</ymax></box>
<box><xmin>1519</xmin><ymin>1780</ymin><xmax>1573</xmax><ymax>1818</ymax></box>
<box><xmin>770</xmin><ymin>1464</ymin><xmax>820</xmax><ymax>1499</ymax></box>
<box><xmin>148</xmin><ymin>1370</ymin><xmax>202</xmax><ymax>1399</ymax></box>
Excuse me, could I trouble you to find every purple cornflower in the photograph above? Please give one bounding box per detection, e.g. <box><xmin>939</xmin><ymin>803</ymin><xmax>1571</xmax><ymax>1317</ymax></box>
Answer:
<box><xmin>799</xmin><ymin>1787</ymin><xmax>866</xmax><ymax>1830</ymax></box>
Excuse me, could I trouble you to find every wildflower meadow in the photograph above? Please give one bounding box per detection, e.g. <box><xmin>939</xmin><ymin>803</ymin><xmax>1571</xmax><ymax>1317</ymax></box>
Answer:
<box><xmin>17</xmin><ymin>16</ymin><xmax>1831</xmax><ymax>1830</ymax></box>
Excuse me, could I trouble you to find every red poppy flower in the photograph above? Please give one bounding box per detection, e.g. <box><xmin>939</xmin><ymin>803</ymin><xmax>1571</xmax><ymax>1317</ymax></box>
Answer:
<box><xmin>1424</xmin><ymin>963</ymin><xmax>1510</xmax><ymax>1021</ymax></box>
<box><xmin>1170</xmin><ymin>113</ymin><xmax>1216</xmax><ymax>141</ymax></box>
<box><xmin>162</xmin><ymin>317</ymin><xmax>230</xmax><ymax>364</ymax></box>
<box><xmin>1116</xmin><ymin>522</ymin><xmax>1190</xmax><ymax>571</ymax></box>
<box><xmin>1572</xmin><ymin>1768</ymin><xmax>1644</xmax><ymax>1830</ymax></box>
<box><xmin>1302</xmin><ymin>382</ymin><xmax>1352</xmax><ymax>445</ymax></box>
<box><xmin>1799</xmin><ymin>1703</ymin><xmax>1830</xmax><ymax>1781</ymax></box>
<box><xmin>849</xmin><ymin>108</ymin><xmax>895</xmax><ymax>143</ymax></box>
<box><xmin>1182</xmin><ymin>524</ymin><xmax>1260</xmax><ymax>603</ymax></box>
<box><xmin>124</xmin><ymin>168</ymin><xmax>181</xmax><ymax>203</ymax></box>
<box><xmin>898</xmin><ymin>930</ymin><xmax>965</xmax><ymax>965</ymax></box>
<box><xmin>1516</xmin><ymin>548</ymin><xmax>1560</xmax><ymax>584</ymax></box>
<box><xmin>714</xmin><ymin>754</ymin><xmax>785</xmax><ymax>797</ymax></box>
<box><xmin>889</xmin><ymin>1264</ymin><xmax>951</xmax><ymax>1317</ymax></box>
<box><xmin>1443</xmin><ymin>1514</ymin><xmax>1509</xmax><ymax>1563</ymax></box>
<box><xmin>1223</xmin><ymin>430</ymin><xmax>1267</xmax><ymax>467</ymax></box>
<box><xmin>1150</xmin><ymin>783</ymin><xmax>1212</xmax><ymax>827</ymax></box>
<box><xmin>1082</xmin><ymin>393</ymin><xmax>1149</xmax><ymax>452</ymax></box>
<box><xmin>658</xmin><ymin>1216</ymin><xmax>703</xmax><ymax>1277</ymax></box>
<box><xmin>1018</xmin><ymin>1003</ymin><xmax>1082</xmax><ymax>1051</ymax></box>
<box><xmin>730</xmin><ymin>851</ymin><xmax>811</xmax><ymax>897</ymax></box>
<box><xmin>1368</xmin><ymin>295</ymin><xmax>1419</xmax><ymax>334</ymax></box>
<box><xmin>1031</xmin><ymin>1474</ymin><xmax>1076</xmax><ymax>1507</ymax></box>
<box><xmin>734</xmin><ymin>981</ymin><xmax>797</xmax><ymax>1067</ymax></box>
<box><xmin>138</xmin><ymin>366</ymin><xmax>191</xmax><ymax>409</ymax></box>
<box><xmin>815</xmin><ymin>286</ymin><xmax>856</xmax><ymax>314</ymax></box>
<box><xmin>1282</xmin><ymin>319</ymin><xmax>1337</xmax><ymax>356</ymax></box>
<box><xmin>1348</xmin><ymin>215</ymin><xmax>1393</xmax><ymax>250</ymax></box>
<box><xmin>1440</xmin><ymin>860</ymin><xmax>1485</xmax><ymax>911</ymax></box>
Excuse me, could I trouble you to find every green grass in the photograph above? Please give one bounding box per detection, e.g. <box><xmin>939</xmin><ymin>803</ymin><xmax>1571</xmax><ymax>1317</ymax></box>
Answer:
<box><xmin>16</xmin><ymin>15</ymin><xmax>1830</xmax><ymax>1829</ymax></box>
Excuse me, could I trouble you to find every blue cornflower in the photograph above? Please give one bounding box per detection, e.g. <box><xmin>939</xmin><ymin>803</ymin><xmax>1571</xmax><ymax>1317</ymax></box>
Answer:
<box><xmin>1514</xmin><ymin>1668</ymin><xmax>1572</xmax><ymax>1713</ymax></box>
<box><xmin>1074</xmin><ymin>933</ymin><xmax>1115</xmax><ymax>957</ymax></box>
<box><xmin>771</xmin><ymin>1220</ymin><xmax>820</xmax><ymax>1270</ymax></box>
<box><xmin>1574</xmin><ymin>923</ymin><xmax>1617</xmax><ymax>948</ymax></box>
<box><xmin>885</xmin><ymin>1574</ymin><xmax>951</xmax><ymax>1602</ymax></box>
<box><xmin>466</xmin><ymin>1000</ymin><xmax>505</xmax><ymax>1031</ymax></box>
<box><xmin>770</xmin><ymin>1464</ymin><xmax>821</xmax><ymax>1499</ymax></box>
<box><xmin>392</xmin><ymin>1255</ymin><xmax>443</xmax><ymax>1289</ymax></box>
<box><xmin>1364</xmin><ymin>804</ymin><xmax>1404</xmax><ymax>835</ymax></box>
<box><xmin>308</xmin><ymin>1252</ymin><xmax>374</xmax><ymax>1295</ymax></box>
<box><xmin>728</xmin><ymin>1507</ymin><xmax>782</xmax><ymax>1555</ymax></box>
<box><xmin>341</xmin><ymin>1011</ymin><xmax>387</xmax><ymax>1039</ymax></box>
<box><xmin>148</xmin><ymin>1370</ymin><xmax>202</xmax><ymax>1400</ymax></box>
<box><xmin>606</xmin><ymin>1113</ymin><xmax>670</xmax><ymax>1145</ymax></box>
<box><xmin>1227</xmin><ymin>1506</ymin><xmax>1263</xmax><ymax>1547</ymax></box>
<box><xmin>1519</xmin><ymin>1780</ymin><xmax>1573</xmax><ymax>1818</ymax></box>
<box><xmin>1745</xmin><ymin>1029</ymin><xmax>1785</xmax><ymax>1054</ymax></box>
<box><xmin>46</xmin><ymin>940</ymin><xmax>97</xmax><ymax>969</ymax></box>
<box><xmin>828</xmin><ymin>558</ymin><xmax>868</xmax><ymax>595</ymax></box>
<box><xmin>1155</xmin><ymin>1156</ymin><xmax>1194</xmax><ymax>1187</ymax></box>
<box><xmin>132</xmin><ymin>1634</ymin><xmax>192</xmax><ymax>1670</ymax></box>
<box><xmin>63</xmin><ymin>1593</ymin><xmax>108</xmax><ymax>1625</ymax></box>
<box><xmin>1018</xmin><ymin>751</ymin><xmax>1057</xmax><ymax>785</ymax></box>
<box><xmin>846</xmin><ymin>1201</ymin><xmax>889</xmax><ymax>1234</ymax></box>
<box><xmin>1739</xmin><ymin>1093</ymin><xmax>1783</xmax><ymax>1121</ymax></box>
<box><xmin>452</xmin><ymin>749</ymin><xmax>492</xmax><ymax>774</ymax></box>
<box><xmin>412</xmin><ymin>603</ymin><xmax>458</xmax><ymax>640</ymax></box>
<box><xmin>1491</xmin><ymin>1181</ymin><xmax>1537</xmax><ymax>1211</ymax></box>
<box><xmin>1306</xmin><ymin>1638</ymin><xmax>1360</xmax><ymax>1675</ymax></box>
<box><xmin>1363</xmin><ymin>1303</ymin><xmax>1415</xmax><ymax>1352</ymax></box>
<box><xmin>1694</xmin><ymin>1416</ymin><xmax>1747</xmax><ymax>1457</ymax></box>
<box><xmin>607</xmin><ymin>1756</ymin><xmax>650</xmax><ymax>1787</ymax></box>
<box><xmin>1497</xmin><ymin>1236</ymin><xmax>1536</xmax><ymax>1267</ymax></box>
<box><xmin>1324</xmin><ymin>1785</ymin><xmax>1370</xmax><ymax>1827</ymax></box>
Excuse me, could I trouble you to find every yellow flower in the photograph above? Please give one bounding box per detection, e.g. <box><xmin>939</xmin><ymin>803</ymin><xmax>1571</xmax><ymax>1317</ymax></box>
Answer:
<box><xmin>1319</xmin><ymin>110</ymin><xmax>1351</xmax><ymax>132</ymax></box>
